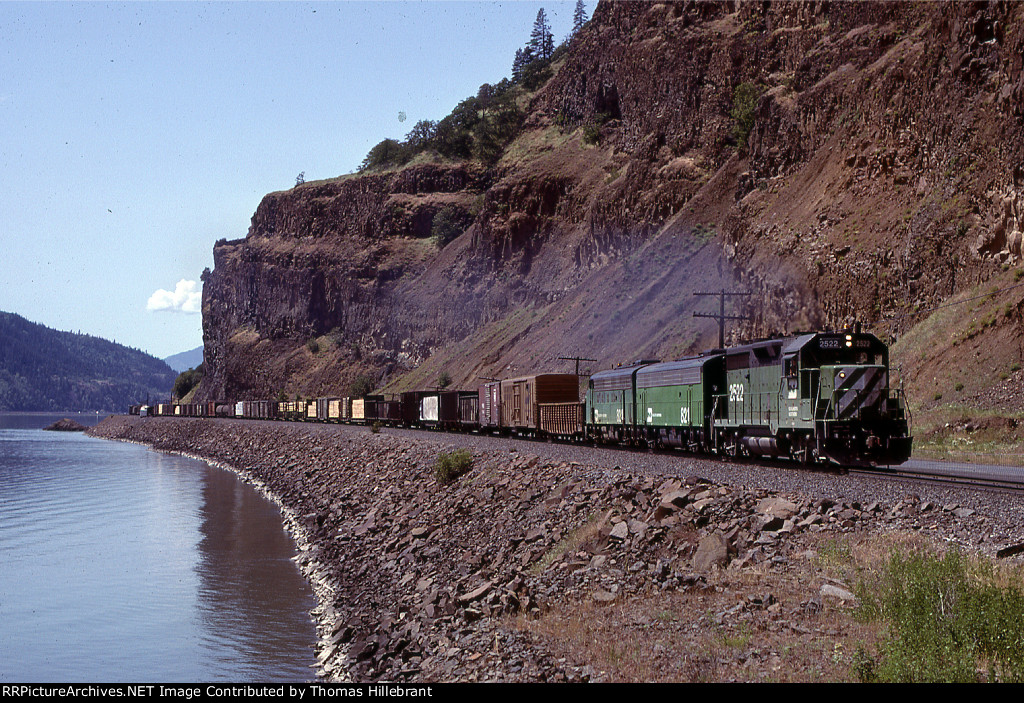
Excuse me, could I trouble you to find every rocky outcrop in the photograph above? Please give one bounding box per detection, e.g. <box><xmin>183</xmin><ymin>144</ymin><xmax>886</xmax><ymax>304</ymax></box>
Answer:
<box><xmin>198</xmin><ymin>1</ymin><xmax>1024</xmax><ymax>407</ymax></box>
<box><xmin>43</xmin><ymin>418</ymin><xmax>88</xmax><ymax>432</ymax></box>
<box><xmin>199</xmin><ymin>164</ymin><xmax>490</xmax><ymax>401</ymax></box>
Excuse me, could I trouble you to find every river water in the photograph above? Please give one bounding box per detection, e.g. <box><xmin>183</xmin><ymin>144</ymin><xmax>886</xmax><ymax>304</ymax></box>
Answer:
<box><xmin>0</xmin><ymin>414</ymin><xmax>317</xmax><ymax>682</ymax></box>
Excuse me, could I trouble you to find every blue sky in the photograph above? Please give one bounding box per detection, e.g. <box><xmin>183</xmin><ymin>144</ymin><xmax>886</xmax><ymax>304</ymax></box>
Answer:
<box><xmin>0</xmin><ymin>1</ymin><xmax>587</xmax><ymax>360</ymax></box>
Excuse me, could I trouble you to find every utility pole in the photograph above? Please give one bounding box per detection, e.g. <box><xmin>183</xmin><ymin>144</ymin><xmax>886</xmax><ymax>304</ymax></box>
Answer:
<box><xmin>558</xmin><ymin>356</ymin><xmax>597</xmax><ymax>376</ymax></box>
<box><xmin>693</xmin><ymin>289</ymin><xmax>752</xmax><ymax>348</ymax></box>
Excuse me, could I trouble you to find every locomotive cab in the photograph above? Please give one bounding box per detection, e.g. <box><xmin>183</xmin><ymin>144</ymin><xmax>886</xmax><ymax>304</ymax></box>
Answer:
<box><xmin>796</xmin><ymin>332</ymin><xmax>912</xmax><ymax>465</ymax></box>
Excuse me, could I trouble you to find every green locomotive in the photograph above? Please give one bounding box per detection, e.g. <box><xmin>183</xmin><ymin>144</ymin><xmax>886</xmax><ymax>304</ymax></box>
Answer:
<box><xmin>585</xmin><ymin>330</ymin><xmax>912</xmax><ymax>466</ymax></box>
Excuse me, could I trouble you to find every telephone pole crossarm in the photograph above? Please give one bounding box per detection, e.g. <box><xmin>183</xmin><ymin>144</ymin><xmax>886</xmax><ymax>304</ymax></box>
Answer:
<box><xmin>558</xmin><ymin>356</ymin><xmax>598</xmax><ymax>376</ymax></box>
<box><xmin>693</xmin><ymin>289</ymin><xmax>753</xmax><ymax>348</ymax></box>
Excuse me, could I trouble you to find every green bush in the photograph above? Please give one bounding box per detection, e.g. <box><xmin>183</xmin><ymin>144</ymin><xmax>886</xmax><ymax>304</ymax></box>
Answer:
<box><xmin>581</xmin><ymin>112</ymin><xmax>613</xmax><ymax>146</ymax></box>
<box><xmin>730</xmin><ymin>82</ymin><xmax>762</xmax><ymax>151</ymax></box>
<box><xmin>435</xmin><ymin>449</ymin><xmax>473</xmax><ymax>486</ymax></box>
<box><xmin>521</xmin><ymin>59</ymin><xmax>553</xmax><ymax>91</ymax></box>
<box><xmin>856</xmin><ymin>549</ymin><xmax>1024</xmax><ymax>682</ymax></box>
<box><xmin>350</xmin><ymin>374</ymin><xmax>375</xmax><ymax>397</ymax></box>
<box><xmin>431</xmin><ymin>208</ymin><xmax>465</xmax><ymax>249</ymax></box>
<box><xmin>359</xmin><ymin>138</ymin><xmax>411</xmax><ymax>172</ymax></box>
<box><xmin>437</xmin><ymin>371</ymin><xmax>452</xmax><ymax>389</ymax></box>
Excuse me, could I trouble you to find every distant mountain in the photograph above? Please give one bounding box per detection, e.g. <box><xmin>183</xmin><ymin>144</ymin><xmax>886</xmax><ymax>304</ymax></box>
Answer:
<box><xmin>0</xmin><ymin>311</ymin><xmax>177</xmax><ymax>412</ymax></box>
<box><xmin>164</xmin><ymin>346</ymin><xmax>204</xmax><ymax>373</ymax></box>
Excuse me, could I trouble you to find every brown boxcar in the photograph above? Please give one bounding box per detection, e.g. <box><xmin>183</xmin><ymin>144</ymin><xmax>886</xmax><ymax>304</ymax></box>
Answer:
<box><xmin>499</xmin><ymin>374</ymin><xmax>579</xmax><ymax>432</ymax></box>
<box><xmin>363</xmin><ymin>395</ymin><xmax>387</xmax><ymax>422</ymax></box>
<box><xmin>478</xmin><ymin>382</ymin><xmax>501</xmax><ymax>428</ymax></box>
<box><xmin>458</xmin><ymin>390</ymin><xmax>479</xmax><ymax>427</ymax></box>
<box><xmin>381</xmin><ymin>398</ymin><xmax>402</xmax><ymax>424</ymax></box>
<box><xmin>401</xmin><ymin>391</ymin><xmax>429</xmax><ymax>426</ymax></box>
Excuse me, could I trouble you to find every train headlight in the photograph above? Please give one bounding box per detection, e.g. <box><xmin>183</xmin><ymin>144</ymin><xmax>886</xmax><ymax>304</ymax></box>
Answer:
<box><xmin>845</xmin><ymin>334</ymin><xmax>853</xmax><ymax>347</ymax></box>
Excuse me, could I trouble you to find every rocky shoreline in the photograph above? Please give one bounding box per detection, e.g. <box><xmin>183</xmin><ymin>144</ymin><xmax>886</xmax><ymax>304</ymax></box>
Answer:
<box><xmin>89</xmin><ymin>415</ymin><xmax>1024</xmax><ymax>683</ymax></box>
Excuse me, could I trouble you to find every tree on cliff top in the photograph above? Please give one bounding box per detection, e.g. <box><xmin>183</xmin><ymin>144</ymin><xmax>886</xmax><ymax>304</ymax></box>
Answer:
<box><xmin>572</xmin><ymin>0</ymin><xmax>588</xmax><ymax>37</ymax></box>
<box><xmin>359</xmin><ymin>138</ymin><xmax>410</xmax><ymax>172</ymax></box>
<box><xmin>530</xmin><ymin>9</ymin><xmax>554</xmax><ymax>60</ymax></box>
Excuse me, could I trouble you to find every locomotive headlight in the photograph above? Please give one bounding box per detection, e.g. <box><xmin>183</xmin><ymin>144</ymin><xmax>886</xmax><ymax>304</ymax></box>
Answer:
<box><xmin>845</xmin><ymin>334</ymin><xmax>853</xmax><ymax>347</ymax></box>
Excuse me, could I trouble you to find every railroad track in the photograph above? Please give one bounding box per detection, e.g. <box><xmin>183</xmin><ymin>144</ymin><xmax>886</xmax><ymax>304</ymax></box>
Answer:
<box><xmin>849</xmin><ymin>460</ymin><xmax>1024</xmax><ymax>493</ymax></box>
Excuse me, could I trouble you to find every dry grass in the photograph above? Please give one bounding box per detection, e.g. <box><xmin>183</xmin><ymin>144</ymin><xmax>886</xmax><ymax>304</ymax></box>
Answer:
<box><xmin>508</xmin><ymin>532</ymin><xmax>910</xmax><ymax>682</ymax></box>
<box><xmin>504</xmin><ymin>530</ymin><xmax>1024</xmax><ymax>682</ymax></box>
<box><xmin>527</xmin><ymin>511</ymin><xmax>610</xmax><ymax>577</ymax></box>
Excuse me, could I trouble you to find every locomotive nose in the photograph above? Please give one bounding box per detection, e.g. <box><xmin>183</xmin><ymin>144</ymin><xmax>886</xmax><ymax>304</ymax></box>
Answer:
<box><xmin>834</xmin><ymin>365</ymin><xmax>886</xmax><ymax>419</ymax></box>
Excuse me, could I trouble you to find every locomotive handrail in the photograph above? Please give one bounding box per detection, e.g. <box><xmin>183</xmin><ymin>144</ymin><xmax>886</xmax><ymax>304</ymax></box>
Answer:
<box><xmin>890</xmin><ymin>387</ymin><xmax>913</xmax><ymax>434</ymax></box>
<box><xmin>711</xmin><ymin>390</ymin><xmax>776</xmax><ymax>425</ymax></box>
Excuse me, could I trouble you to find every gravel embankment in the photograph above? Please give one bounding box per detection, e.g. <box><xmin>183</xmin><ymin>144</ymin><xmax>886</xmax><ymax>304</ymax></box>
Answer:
<box><xmin>89</xmin><ymin>416</ymin><xmax>1024</xmax><ymax>683</ymax></box>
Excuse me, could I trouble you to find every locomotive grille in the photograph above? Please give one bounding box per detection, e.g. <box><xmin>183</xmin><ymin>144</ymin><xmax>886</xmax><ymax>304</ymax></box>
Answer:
<box><xmin>835</xmin><ymin>366</ymin><xmax>885</xmax><ymax>419</ymax></box>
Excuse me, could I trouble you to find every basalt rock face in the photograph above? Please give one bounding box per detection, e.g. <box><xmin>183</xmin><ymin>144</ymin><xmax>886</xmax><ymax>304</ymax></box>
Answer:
<box><xmin>199</xmin><ymin>1</ymin><xmax>1024</xmax><ymax>406</ymax></box>
<box><xmin>199</xmin><ymin>165</ymin><xmax>490</xmax><ymax>401</ymax></box>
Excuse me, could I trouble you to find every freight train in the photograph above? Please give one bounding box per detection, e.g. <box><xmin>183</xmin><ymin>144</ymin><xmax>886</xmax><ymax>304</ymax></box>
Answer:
<box><xmin>133</xmin><ymin>330</ymin><xmax>913</xmax><ymax>467</ymax></box>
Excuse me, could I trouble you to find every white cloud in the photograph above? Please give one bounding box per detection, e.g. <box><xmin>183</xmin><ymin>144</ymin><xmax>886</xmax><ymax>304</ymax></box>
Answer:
<box><xmin>147</xmin><ymin>279</ymin><xmax>202</xmax><ymax>314</ymax></box>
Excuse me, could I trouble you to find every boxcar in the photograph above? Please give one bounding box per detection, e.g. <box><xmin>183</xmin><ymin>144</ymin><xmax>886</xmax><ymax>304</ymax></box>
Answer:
<box><xmin>401</xmin><ymin>391</ymin><xmax>429</xmax><ymax>426</ymax></box>
<box><xmin>363</xmin><ymin>395</ymin><xmax>387</xmax><ymax>424</ymax></box>
<box><xmin>381</xmin><ymin>398</ymin><xmax>402</xmax><ymax>424</ymax></box>
<box><xmin>478</xmin><ymin>382</ymin><xmax>502</xmax><ymax>429</ymax></box>
<box><xmin>458</xmin><ymin>390</ymin><xmax>479</xmax><ymax>427</ymax></box>
<box><xmin>499</xmin><ymin>374</ymin><xmax>579</xmax><ymax>434</ymax></box>
<box><xmin>417</xmin><ymin>391</ymin><xmax>460</xmax><ymax>428</ymax></box>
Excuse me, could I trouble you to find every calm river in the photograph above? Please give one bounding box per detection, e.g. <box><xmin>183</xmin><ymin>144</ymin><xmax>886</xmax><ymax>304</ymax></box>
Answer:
<box><xmin>0</xmin><ymin>414</ymin><xmax>317</xmax><ymax>682</ymax></box>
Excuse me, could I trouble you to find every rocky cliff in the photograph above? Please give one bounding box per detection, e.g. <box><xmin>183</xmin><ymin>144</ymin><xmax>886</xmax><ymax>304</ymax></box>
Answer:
<box><xmin>198</xmin><ymin>0</ymin><xmax>1024</xmax><ymax>416</ymax></box>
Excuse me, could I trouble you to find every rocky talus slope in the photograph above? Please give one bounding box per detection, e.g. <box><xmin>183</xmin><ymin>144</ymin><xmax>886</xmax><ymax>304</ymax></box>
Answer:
<box><xmin>89</xmin><ymin>416</ymin><xmax>1024</xmax><ymax>682</ymax></box>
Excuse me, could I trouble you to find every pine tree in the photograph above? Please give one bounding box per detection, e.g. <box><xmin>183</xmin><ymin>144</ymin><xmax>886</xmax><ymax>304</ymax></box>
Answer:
<box><xmin>512</xmin><ymin>47</ymin><xmax>526</xmax><ymax>82</ymax></box>
<box><xmin>529</xmin><ymin>8</ymin><xmax>553</xmax><ymax>60</ymax></box>
<box><xmin>572</xmin><ymin>0</ymin><xmax>588</xmax><ymax>37</ymax></box>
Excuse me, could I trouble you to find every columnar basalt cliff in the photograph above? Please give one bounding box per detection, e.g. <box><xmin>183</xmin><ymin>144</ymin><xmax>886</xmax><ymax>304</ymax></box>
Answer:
<box><xmin>198</xmin><ymin>0</ymin><xmax>1024</xmax><ymax>414</ymax></box>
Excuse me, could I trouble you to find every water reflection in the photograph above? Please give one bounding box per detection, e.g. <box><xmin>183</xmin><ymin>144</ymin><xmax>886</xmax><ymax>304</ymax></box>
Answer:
<box><xmin>0</xmin><ymin>420</ymin><xmax>317</xmax><ymax>682</ymax></box>
<box><xmin>195</xmin><ymin>463</ymin><xmax>317</xmax><ymax>681</ymax></box>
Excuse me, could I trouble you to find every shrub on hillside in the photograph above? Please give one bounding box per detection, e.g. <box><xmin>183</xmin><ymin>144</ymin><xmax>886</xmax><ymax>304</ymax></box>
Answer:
<box><xmin>431</xmin><ymin>208</ymin><xmax>465</xmax><ymax>249</ymax></box>
<box><xmin>855</xmin><ymin>549</ymin><xmax>1024</xmax><ymax>682</ymax></box>
<box><xmin>730</xmin><ymin>82</ymin><xmax>763</xmax><ymax>151</ymax></box>
<box><xmin>435</xmin><ymin>449</ymin><xmax>473</xmax><ymax>486</ymax></box>
<box><xmin>350</xmin><ymin>374</ymin><xmax>375</xmax><ymax>397</ymax></box>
